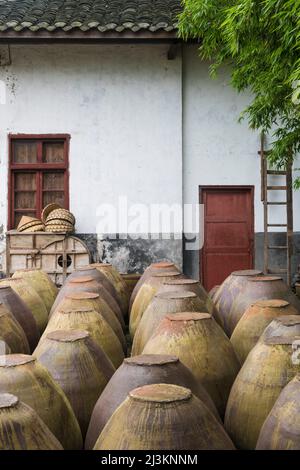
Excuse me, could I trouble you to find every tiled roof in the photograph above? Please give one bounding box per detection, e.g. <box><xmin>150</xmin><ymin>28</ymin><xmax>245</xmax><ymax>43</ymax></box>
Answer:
<box><xmin>0</xmin><ymin>0</ymin><xmax>182</xmax><ymax>33</ymax></box>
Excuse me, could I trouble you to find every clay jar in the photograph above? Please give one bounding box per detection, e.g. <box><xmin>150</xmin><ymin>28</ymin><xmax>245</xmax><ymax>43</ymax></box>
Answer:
<box><xmin>34</xmin><ymin>330</ymin><xmax>115</xmax><ymax>437</ymax></box>
<box><xmin>231</xmin><ymin>299</ymin><xmax>299</xmax><ymax>363</ymax></box>
<box><xmin>209</xmin><ymin>285</ymin><xmax>220</xmax><ymax>301</ymax></box>
<box><xmin>91</xmin><ymin>263</ymin><xmax>129</xmax><ymax>317</ymax></box>
<box><xmin>40</xmin><ymin>306</ymin><xmax>124</xmax><ymax>368</ymax></box>
<box><xmin>51</xmin><ymin>275</ymin><xmax>124</xmax><ymax>328</ymax></box>
<box><xmin>260</xmin><ymin>315</ymin><xmax>300</xmax><ymax>342</ymax></box>
<box><xmin>0</xmin><ymin>393</ymin><xmax>63</xmax><ymax>450</ymax></box>
<box><xmin>0</xmin><ymin>303</ymin><xmax>30</xmax><ymax>354</ymax></box>
<box><xmin>85</xmin><ymin>354</ymin><xmax>219</xmax><ymax>449</ymax></box>
<box><xmin>228</xmin><ymin>276</ymin><xmax>300</xmax><ymax>336</ymax></box>
<box><xmin>256</xmin><ymin>375</ymin><xmax>300</xmax><ymax>450</ymax></box>
<box><xmin>130</xmin><ymin>261</ymin><xmax>180</xmax><ymax>310</ymax></box>
<box><xmin>0</xmin><ymin>354</ymin><xmax>82</xmax><ymax>450</ymax></box>
<box><xmin>94</xmin><ymin>384</ymin><xmax>235</xmax><ymax>450</ymax></box>
<box><xmin>157</xmin><ymin>278</ymin><xmax>219</xmax><ymax>320</ymax></box>
<box><xmin>143</xmin><ymin>312</ymin><xmax>240</xmax><ymax>417</ymax></box>
<box><xmin>12</xmin><ymin>269</ymin><xmax>58</xmax><ymax>314</ymax></box>
<box><xmin>224</xmin><ymin>335</ymin><xmax>300</xmax><ymax>449</ymax></box>
<box><xmin>121</xmin><ymin>273</ymin><xmax>141</xmax><ymax>298</ymax></box>
<box><xmin>52</xmin><ymin>292</ymin><xmax>126</xmax><ymax>352</ymax></box>
<box><xmin>213</xmin><ymin>270</ymin><xmax>263</xmax><ymax>335</ymax></box>
<box><xmin>129</xmin><ymin>271</ymin><xmax>184</xmax><ymax>338</ymax></box>
<box><xmin>0</xmin><ymin>278</ymin><xmax>48</xmax><ymax>334</ymax></box>
<box><xmin>0</xmin><ymin>285</ymin><xmax>40</xmax><ymax>351</ymax></box>
<box><xmin>132</xmin><ymin>291</ymin><xmax>206</xmax><ymax>355</ymax></box>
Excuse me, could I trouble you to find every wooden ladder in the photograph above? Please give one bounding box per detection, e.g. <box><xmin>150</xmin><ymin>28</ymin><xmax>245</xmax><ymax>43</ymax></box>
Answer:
<box><xmin>259</xmin><ymin>134</ymin><xmax>294</xmax><ymax>285</ymax></box>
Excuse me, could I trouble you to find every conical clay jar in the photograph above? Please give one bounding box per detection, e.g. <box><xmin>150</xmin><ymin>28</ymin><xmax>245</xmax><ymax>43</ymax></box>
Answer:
<box><xmin>13</xmin><ymin>269</ymin><xmax>58</xmax><ymax>314</ymax></box>
<box><xmin>0</xmin><ymin>354</ymin><xmax>82</xmax><ymax>449</ymax></box>
<box><xmin>143</xmin><ymin>312</ymin><xmax>240</xmax><ymax>417</ymax></box>
<box><xmin>91</xmin><ymin>263</ymin><xmax>129</xmax><ymax>316</ymax></box>
<box><xmin>0</xmin><ymin>303</ymin><xmax>30</xmax><ymax>354</ymax></box>
<box><xmin>0</xmin><ymin>393</ymin><xmax>63</xmax><ymax>450</ymax></box>
<box><xmin>34</xmin><ymin>330</ymin><xmax>115</xmax><ymax>437</ymax></box>
<box><xmin>94</xmin><ymin>384</ymin><xmax>235</xmax><ymax>450</ymax></box>
<box><xmin>85</xmin><ymin>354</ymin><xmax>219</xmax><ymax>449</ymax></box>
<box><xmin>260</xmin><ymin>315</ymin><xmax>300</xmax><ymax>343</ymax></box>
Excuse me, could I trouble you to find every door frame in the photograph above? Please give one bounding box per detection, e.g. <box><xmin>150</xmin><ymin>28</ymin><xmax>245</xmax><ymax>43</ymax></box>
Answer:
<box><xmin>199</xmin><ymin>185</ymin><xmax>255</xmax><ymax>287</ymax></box>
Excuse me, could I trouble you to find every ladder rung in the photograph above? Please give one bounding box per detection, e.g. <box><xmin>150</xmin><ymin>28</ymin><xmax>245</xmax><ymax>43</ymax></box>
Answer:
<box><xmin>267</xmin><ymin>186</ymin><xmax>287</xmax><ymax>190</ymax></box>
<box><xmin>267</xmin><ymin>202</ymin><xmax>287</xmax><ymax>205</ymax></box>
<box><xmin>267</xmin><ymin>269</ymin><xmax>288</xmax><ymax>274</ymax></box>
<box><xmin>268</xmin><ymin>246</ymin><xmax>288</xmax><ymax>250</ymax></box>
<box><xmin>267</xmin><ymin>224</ymin><xmax>288</xmax><ymax>227</ymax></box>
<box><xmin>267</xmin><ymin>170</ymin><xmax>287</xmax><ymax>175</ymax></box>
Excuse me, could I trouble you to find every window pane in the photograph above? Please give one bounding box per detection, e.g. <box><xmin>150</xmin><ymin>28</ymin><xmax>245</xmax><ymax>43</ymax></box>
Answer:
<box><xmin>43</xmin><ymin>191</ymin><xmax>65</xmax><ymax>208</ymax></box>
<box><xmin>43</xmin><ymin>142</ymin><xmax>65</xmax><ymax>163</ymax></box>
<box><xmin>43</xmin><ymin>172</ymin><xmax>64</xmax><ymax>190</ymax></box>
<box><xmin>13</xmin><ymin>141</ymin><xmax>37</xmax><ymax>164</ymax></box>
<box><xmin>15</xmin><ymin>192</ymin><xmax>36</xmax><ymax>210</ymax></box>
<box><xmin>14</xmin><ymin>173</ymin><xmax>36</xmax><ymax>190</ymax></box>
<box><xmin>14</xmin><ymin>211</ymin><xmax>37</xmax><ymax>228</ymax></box>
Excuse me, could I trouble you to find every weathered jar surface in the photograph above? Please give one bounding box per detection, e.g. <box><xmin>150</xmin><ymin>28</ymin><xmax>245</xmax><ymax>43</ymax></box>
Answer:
<box><xmin>34</xmin><ymin>330</ymin><xmax>115</xmax><ymax>437</ymax></box>
<box><xmin>0</xmin><ymin>303</ymin><xmax>30</xmax><ymax>354</ymax></box>
<box><xmin>256</xmin><ymin>375</ymin><xmax>300</xmax><ymax>450</ymax></box>
<box><xmin>231</xmin><ymin>299</ymin><xmax>299</xmax><ymax>363</ymax></box>
<box><xmin>0</xmin><ymin>354</ymin><xmax>82</xmax><ymax>450</ymax></box>
<box><xmin>0</xmin><ymin>393</ymin><xmax>63</xmax><ymax>450</ymax></box>
<box><xmin>260</xmin><ymin>315</ymin><xmax>300</xmax><ymax>342</ymax></box>
<box><xmin>143</xmin><ymin>312</ymin><xmax>240</xmax><ymax>417</ymax></box>
<box><xmin>225</xmin><ymin>336</ymin><xmax>300</xmax><ymax>449</ymax></box>
<box><xmin>94</xmin><ymin>384</ymin><xmax>235</xmax><ymax>450</ymax></box>
<box><xmin>85</xmin><ymin>354</ymin><xmax>219</xmax><ymax>450</ymax></box>
<box><xmin>0</xmin><ymin>285</ymin><xmax>40</xmax><ymax>351</ymax></box>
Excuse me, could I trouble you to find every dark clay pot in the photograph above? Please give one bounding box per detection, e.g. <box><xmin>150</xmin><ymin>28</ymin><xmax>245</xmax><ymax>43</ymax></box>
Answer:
<box><xmin>85</xmin><ymin>354</ymin><xmax>219</xmax><ymax>449</ymax></box>
<box><xmin>93</xmin><ymin>384</ymin><xmax>235</xmax><ymax>450</ymax></box>
<box><xmin>228</xmin><ymin>276</ymin><xmax>300</xmax><ymax>336</ymax></box>
<box><xmin>213</xmin><ymin>270</ymin><xmax>262</xmax><ymax>335</ymax></box>
<box><xmin>34</xmin><ymin>330</ymin><xmax>115</xmax><ymax>437</ymax></box>
<box><xmin>0</xmin><ymin>286</ymin><xmax>40</xmax><ymax>351</ymax></box>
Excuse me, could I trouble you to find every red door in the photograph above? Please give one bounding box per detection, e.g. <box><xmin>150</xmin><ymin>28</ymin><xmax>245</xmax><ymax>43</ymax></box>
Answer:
<box><xmin>200</xmin><ymin>186</ymin><xmax>254</xmax><ymax>291</ymax></box>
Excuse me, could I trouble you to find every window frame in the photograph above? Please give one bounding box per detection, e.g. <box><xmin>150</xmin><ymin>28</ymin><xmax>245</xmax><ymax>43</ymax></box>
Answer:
<box><xmin>8</xmin><ymin>134</ymin><xmax>70</xmax><ymax>230</ymax></box>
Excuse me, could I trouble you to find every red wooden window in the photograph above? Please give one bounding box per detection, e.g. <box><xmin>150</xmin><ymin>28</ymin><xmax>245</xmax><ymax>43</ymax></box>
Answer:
<box><xmin>8</xmin><ymin>135</ymin><xmax>70</xmax><ymax>229</ymax></box>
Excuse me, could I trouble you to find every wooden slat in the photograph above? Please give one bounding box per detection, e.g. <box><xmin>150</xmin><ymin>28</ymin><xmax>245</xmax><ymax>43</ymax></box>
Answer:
<box><xmin>267</xmin><ymin>170</ymin><xmax>287</xmax><ymax>175</ymax></box>
<box><xmin>267</xmin><ymin>186</ymin><xmax>287</xmax><ymax>190</ymax></box>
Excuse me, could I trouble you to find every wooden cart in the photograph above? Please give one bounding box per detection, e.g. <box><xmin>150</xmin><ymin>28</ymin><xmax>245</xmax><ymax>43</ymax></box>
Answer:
<box><xmin>6</xmin><ymin>231</ymin><xmax>91</xmax><ymax>287</ymax></box>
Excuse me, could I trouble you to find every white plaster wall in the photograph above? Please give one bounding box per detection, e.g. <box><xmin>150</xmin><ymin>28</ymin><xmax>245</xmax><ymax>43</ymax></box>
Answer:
<box><xmin>182</xmin><ymin>44</ymin><xmax>300</xmax><ymax>234</ymax></box>
<box><xmin>0</xmin><ymin>44</ymin><xmax>182</xmax><ymax>239</ymax></box>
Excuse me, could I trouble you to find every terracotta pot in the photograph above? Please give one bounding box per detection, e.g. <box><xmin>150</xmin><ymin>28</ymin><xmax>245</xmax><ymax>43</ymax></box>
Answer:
<box><xmin>0</xmin><ymin>278</ymin><xmax>48</xmax><ymax>335</ymax></box>
<box><xmin>51</xmin><ymin>292</ymin><xmax>126</xmax><ymax>353</ymax></box>
<box><xmin>157</xmin><ymin>278</ymin><xmax>218</xmax><ymax>317</ymax></box>
<box><xmin>34</xmin><ymin>330</ymin><xmax>115</xmax><ymax>437</ymax></box>
<box><xmin>40</xmin><ymin>306</ymin><xmax>125</xmax><ymax>368</ymax></box>
<box><xmin>143</xmin><ymin>312</ymin><xmax>240</xmax><ymax>417</ymax></box>
<box><xmin>0</xmin><ymin>393</ymin><xmax>63</xmax><ymax>450</ymax></box>
<box><xmin>0</xmin><ymin>303</ymin><xmax>30</xmax><ymax>354</ymax></box>
<box><xmin>85</xmin><ymin>354</ymin><xmax>219</xmax><ymax>449</ymax></box>
<box><xmin>12</xmin><ymin>269</ymin><xmax>58</xmax><ymax>314</ymax></box>
<box><xmin>94</xmin><ymin>384</ymin><xmax>235</xmax><ymax>450</ymax></box>
<box><xmin>209</xmin><ymin>285</ymin><xmax>220</xmax><ymax>301</ymax></box>
<box><xmin>256</xmin><ymin>374</ymin><xmax>300</xmax><ymax>450</ymax></box>
<box><xmin>224</xmin><ymin>335</ymin><xmax>300</xmax><ymax>449</ymax></box>
<box><xmin>129</xmin><ymin>271</ymin><xmax>184</xmax><ymax>338</ymax></box>
<box><xmin>213</xmin><ymin>270</ymin><xmax>263</xmax><ymax>335</ymax></box>
<box><xmin>231</xmin><ymin>299</ymin><xmax>299</xmax><ymax>364</ymax></box>
<box><xmin>129</xmin><ymin>261</ymin><xmax>180</xmax><ymax>310</ymax></box>
<box><xmin>91</xmin><ymin>263</ymin><xmax>129</xmax><ymax>316</ymax></box>
<box><xmin>0</xmin><ymin>285</ymin><xmax>39</xmax><ymax>351</ymax></box>
<box><xmin>0</xmin><ymin>354</ymin><xmax>82</xmax><ymax>449</ymax></box>
<box><xmin>260</xmin><ymin>315</ymin><xmax>300</xmax><ymax>342</ymax></box>
<box><xmin>132</xmin><ymin>291</ymin><xmax>206</xmax><ymax>355</ymax></box>
<box><xmin>228</xmin><ymin>276</ymin><xmax>300</xmax><ymax>336</ymax></box>
<box><xmin>51</xmin><ymin>275</ymin><xmax>124</xmax><ymax>328</ymax></box>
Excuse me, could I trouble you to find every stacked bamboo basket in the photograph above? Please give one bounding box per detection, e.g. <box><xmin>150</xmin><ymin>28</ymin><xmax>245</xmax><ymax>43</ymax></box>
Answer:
<box><xmin>17</xmin><ymin>204</ymin><xmax>75</xmax><ymax>234</ymax></box>
<box><xmin>0</xmin><ymin>260</ymin><xmax>300</xmax><ymax>450</ymax></box>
